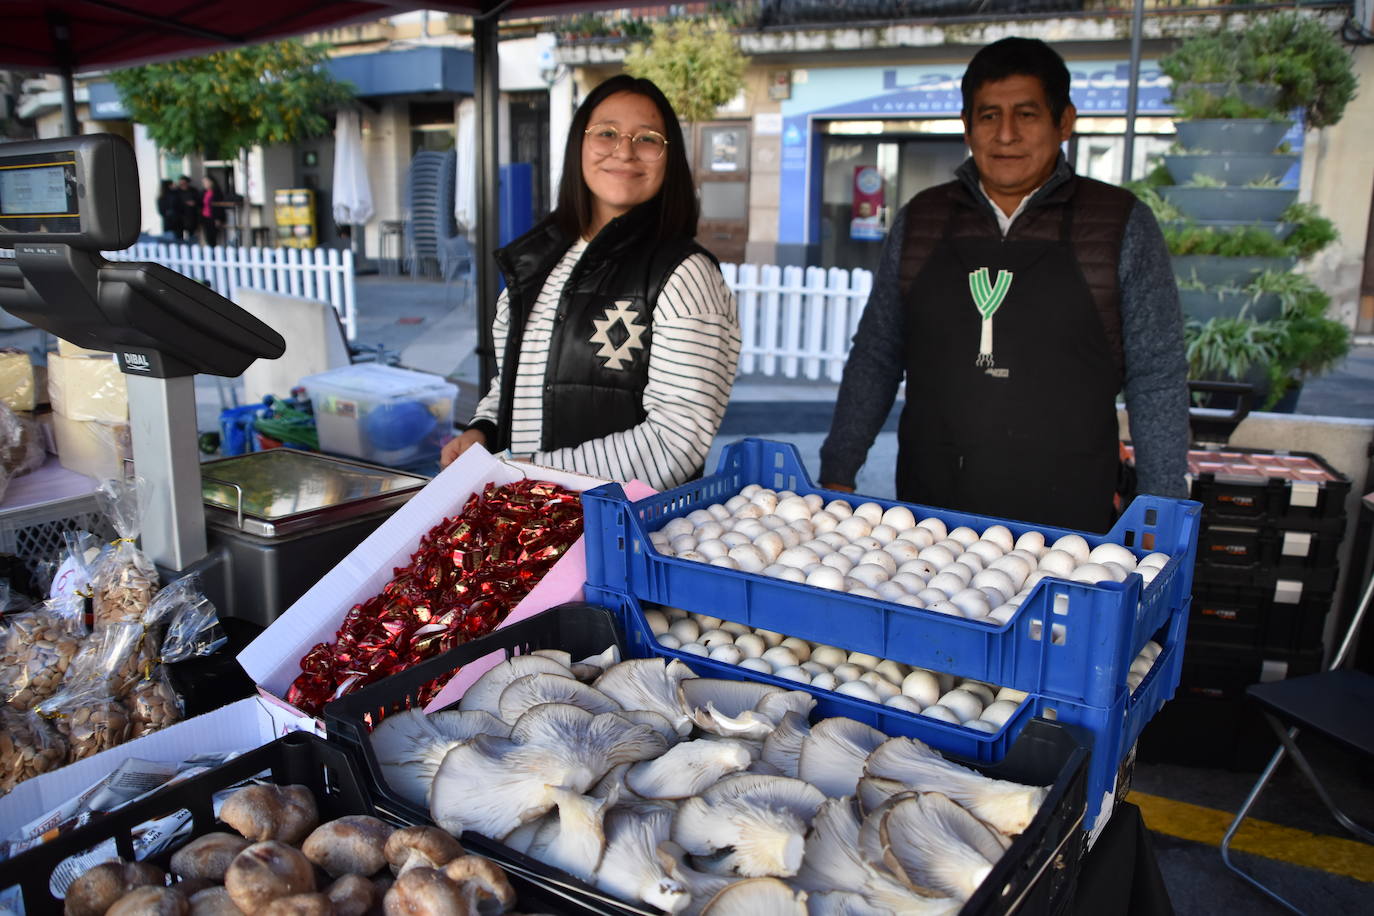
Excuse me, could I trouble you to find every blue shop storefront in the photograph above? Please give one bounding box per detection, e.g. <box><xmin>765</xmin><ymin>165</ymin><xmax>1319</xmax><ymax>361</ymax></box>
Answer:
<box><xmin>772</xmin><ymin>58</ymin><xmax>1301</xmax><ymax>272</ymax></box>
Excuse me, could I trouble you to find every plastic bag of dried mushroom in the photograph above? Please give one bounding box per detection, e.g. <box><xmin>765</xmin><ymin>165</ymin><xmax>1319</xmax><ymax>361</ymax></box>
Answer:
<box><xmin>0</xmin><ymin>593</ymin><xmax>89</xmax><ymax>713</ymax></box>
<box><xmin>62</xmin><ymin>783</ymin><xmax>532</xmax><ymax>916</ymax></box>
<box><xmin>92</xmin><ymin>477</ymin><xmax>159</xmax><ymax>629</ymax></box>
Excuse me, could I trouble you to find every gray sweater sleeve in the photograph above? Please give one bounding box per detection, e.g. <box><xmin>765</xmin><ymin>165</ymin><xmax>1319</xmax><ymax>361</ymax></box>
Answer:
<box><xmin>818</xmin><ymin>207</ymin><xmax>908</xmax><ymax>486</ymax></box>
<box><xmin>1118</xmin><ymin>200</ymin><xmax>1191</xmax><ymax>499</ymax></box>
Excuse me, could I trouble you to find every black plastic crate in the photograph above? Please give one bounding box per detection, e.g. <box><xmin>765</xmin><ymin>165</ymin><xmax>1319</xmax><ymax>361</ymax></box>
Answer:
<box><xmin>1192</xmin><ymin>559</ymin><xmax>1339</xmax><ymax>595</ymax></box>
<box><xmin>1138</xmin><ymin>644</ymin><xmax>1323</xmax><ymax>770</ymax></box>
<box><xmin>0</xmin><ymin>733</ymin><xmax>594</xmax><ymax>915</ymax></box>
<box><xmin>1196</xmin><ymin>517</ymin><xmax>1344</xmax><ymax>572</ymax></box>
<box><xmin>1189</xmin><ymin>447</ymin><xmax>1349</xmax><ymax>529</ymax></box>
<box><xmin>1189</xmin><ymin>584</ymin><xmax>1330</xmax><ymax>654</ymax></box>
<box><xmin>326</xmin><ymin>603</ymin><xmax>1091</xmax><ymax>916</ymax></box>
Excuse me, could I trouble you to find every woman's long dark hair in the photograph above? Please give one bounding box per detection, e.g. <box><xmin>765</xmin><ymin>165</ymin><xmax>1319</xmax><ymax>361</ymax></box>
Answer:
<box><xmin>553</xmin><ymin>75</ymin><xmax>698</xmax><ymax>242</ymax></box>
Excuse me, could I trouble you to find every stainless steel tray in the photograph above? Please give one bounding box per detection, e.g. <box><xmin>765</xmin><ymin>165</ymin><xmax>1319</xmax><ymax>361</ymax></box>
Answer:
<box><xmin>201</xmin><ymin>448</ymin><xmax>428</xmax><ymax>537</ymax></box>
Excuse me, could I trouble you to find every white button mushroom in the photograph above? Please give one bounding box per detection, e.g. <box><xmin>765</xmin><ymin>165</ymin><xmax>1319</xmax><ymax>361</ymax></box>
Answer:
<box><xmin>837</xmin><ymin>544</ymin><xmax>866</xmax><ymax>564</ymax></box>
<box><xmin>740</xmin><ymin>484</ymin><xmax>763</xmax><ymax>499</ymax></box>
<box><xmin>875</xmin><ymin>580</ymin><xmax>909</xmax><ymax>602</ymax></box>
<box><xmin>1101</xmin><ymin>561</ymin><xmax>1129</xmax><ymax>582</ymax></box>
<box><xmin>657</xmin><ymin>633</ymin><xmax>682</xmax><ymax>650</ymax></box>
<box><xmin>955</xmin><ymin>681</ymin><xmax>996</xmax><ymax>706</ymax></box>
<box><xmin>881</xmin><ymin>505</ymin><xmax>917</xmax><ymax>531</ymax></box>
<box><xmin>891</xmin><ymin>572</ymin><xmax>929</xmax><ymax>594</ymax></box>
<box><xmin>848</xmin><ymin>585</ymin><xmax>882</xmax><ymax>600</ymax></box>
<box><xmin>808</xmin><ymin>512</ymin><xmax>838</xmax><ymax>534</ymax></box>
<box><xmin>938</xmin><ymin>689</ymin><xmax>984</xmax><ymax>723</ymax></box>
<box><xmin>663</xmin><ymin>517</ymin><xmax>695</xmax><ymax>539</ymax></box>
<box><xmin>918</xmin><ymin>544</ymin><xmax>957</xmax><ymax>568</ymax></box>
<box><xmin>848</xmin><ymin>564</ymin><xmax>891</xmax><ymax>590</ymax></box>
<box><xmin>964</xmin><ymin>720</ymin><xmax>999</xmax><ymax>734</ymax></box>
<box><xmin>753</xmin><ymin>531</ymin><xmax>785</xmax><ymax>564</ymax></box>
<box><xmin>1138</xmin><ymin>552</ymin><xmax>1171</xmax><ymax>570</ymax></box>
<box><xmin>832</xmin><ymin>663</ymin><xmax>864</xmax><ymax>683</ymax></box>
<box><xmin>774</xmin><ymin>665</ymin><xmax>811</xmax><ymax>685</ymax></box>
<box><xmin>897</xmin><ymin>527</ymin><xmax>936</xmax><ymax>549</ymax></box>
<box><xmin>868</xmin><ymin>524</ymin><xmax>899</xmax><ymax>545</ymax></box>
<box><xmin>699</xmin><ymin>628</ymin><xmax>736</xmax><ymax>648</ymax></box>
<box><xmin>776</xmin><ymin>567</ymin><xmax>807</xmax><ymax>584</ymax></box>
<box><xmin>669</xmin><ymin>618</ymin><xmax>701</xmax><ymax>643</ymax></box>
<box><xmin>686</xmin><ymin>509</ymin><xmax>715</xmax><ymax>527</ymax></box>
<box><xmin>720</xmin><ymin>531</ymin><xmax>751</xmax><ymax>549</ymax></box>
<box><xmin>916</xmin><ymin>587</ymin><xmax>953</xmax><ymax>606</ymax></box>
<box><xmin>707</xmin><ymin>503</ymin><xmax>732</xmax><ymax>522</ymax></box>
<box><xmin>995</xmin><ymin>687</ymin><xmax>1029</xmax><ymax>704</ymax></box>
<box><xmin>884</xmin><ymin>694</ymin><xmax>923</xmax><ymax>714</ymax></box>
<box><xmin>724</xmin><ymin>495</ymin><xmax>750</xmax><ymax>514</ymax></box>
<box><xmin>989</xmin><ymin>555</ymin><xmax>1032</xmax><ymax>590</ymax></box>
<box><xmin>751</xmin><ymin>491</ymin><xmax>780</xmax><ymax>514</ymax></box>
<box><xmin>874</xmin><ymin>659</ymin><xmax>910</xmax><ymax>684</ymax></box>
<box><xmin>946</xmin><ymin>526</ymin><xmax>979</xmax><ymax>548</ymax></box>
<box><xmin>679</xmin><ymin>642</ymin><xmax>709</xmax><ymax>657</ymax></box>
<box><xmin>1037</xmin><ymin>549</ymin><xmax>1077</xmax><ymax>577</ymax></box>
<box><xmin>645</xmin><ymin>609</ymin><xmax>670</xmax><ymax>636</ymax></box>
<box><xmin>670</xmin><ymin>534</ymin><xmax>697</xmax><ymax>554</ymax></box>
<box><xmin>836</xmin><ymin>680</ymin><xmax>881</xmax><ymax>703</ymax></box>
<box><xmin>898</xmin><ymin>559</ymin><xmax>939</xmax><ymax>579</ymax></box>
<box><xmin>774</xmin><ymin>496</ymin><xmax>812</xmax><ymax>522</ymax></box>
<box><xmin>987</xmin><ymin>604</ymin><xmax>1019</xmax><ymax>625</ymax></box>
<box><xmin>820</xmin><ymin>553</ymin><xmax>854</xmax><ymax>576</ymax></box>
<box><xmin>811</xmin><ymin>672</ymin><xmax>840</xmax><ymax>691</ymax></box>
<box><xmin>901</xmin><ymin>670</ymin><xmax>941</xmax><ymax>706</ymax></box>
<box><xmin>817</xmin><ymin>532</ymin><xmax>848</xmax><ymax>550</ymax></box>
<box><xmin>919</xmin><ymin>704</ymin><xmax>960</xmax><ymax>724</ymax></box>
<box><xmin>777</xmin><ymin>546</ymin><xmax>821</xmax><ymax>569</ymax></box>
<box><xmin>800</xmin><ymin>660</ymin><xmax>829</xmax><ymax>677</ymax></box>
<box><xmin>780</xmin><ymin>637</ymin><xmax>812</xmax><ymax>662</ymax></box>
<box><xmin>1014</xmin><ymin>529</ymin><xmax>1047</xmax><ymax>556</ymax></box>
<box><xmin>853</xmin><ymin>502</ymin><xmax>885</xmax><ymax>526</ymax></box>
<box><xmin>709</xmin><ymin>556</ymin><xmax>740</xmax><ymax>570</ymax></box>
<box><xmin>1051</xmin><ymin>534</ymin><xmax>1091</xmax><ymax>565</ymax></box>
<box><xmin>851</xmin><ymin>536</ymin><xmax>883</xmax><ymax>553</ymax></box>
<box><xmin>926</xmin><ymin>600</ymin><xmax>966</xmax><ymax>617</ymax></box>
<box><xmin>965</xmin><ymin>540</ymin><xmax>1004</xmax><ymax>565</ymax></box>
<box><xmin>1089</xmin><ymin>542</ymin><xmax>1137</xmax><ymax>570</ymax></box>
<box><xmin>734</xmin><ymin>633</ymin><xmax>767</xmax><ymax>658</ymax></box>
<box><xmin>980</xmin><ymin>524</ymin><xmax>1015</xmax><ymax>552</ymax></box>
<box><xmin>824</xmin><ymin>499</ymin><xmax>854</xmax><ymax>519</ymax></box>
<box><xmin>858</xmin><ymin>550</ymin><xmax>898</xmax><ymax>576</ymax></box>
<box><xmin>758</xmin><ymin>514</ymin><xmax>788</xmax><ymax>532</ymax></box>
<box><xmin>709</xmin><ymin>644</ymin><xmax>745</xmax><ymax>665</ymax></box>
<box><xmin>802</xmin><ymin>494</ymin><xmax>825</xmax><ymax>513</ymax></box>
<box><xmin>927</xmin><ymin>572</ymin><xmax>970</xmax><ymax>597</ymax></box>
<box><xmin>835</xmin><ymin>516</ymin><xmax>873</xmax><ymax>541</ymax></box>
<box><xmin>1069</xmin><ymin>563</ymin><xmax>1113</xmax><ymax>584</ymax></box>
<box><xmin>972</xmin><ymin>568</ymin><xmax>1017</xmax><ymax>599</ymax></box>
<box><xmin>859</xmin><ymin>672</ymin><xmax>900</xmax><ymax>699</ymax></box>
<box><xmin>847</xmin><ymin>651</ymin><xmax>881</xmax><ymax>670</ymax></box>
<box><xmin>810</xmin><ymin>645</ymin><xmax>847</xmax><ymax>668</ymax></box>
<box><xmin>761</xmin><ymin>646</ymin><xmax>801</xmax><ymax>671</ymax></box>
<box><xmin>739</xmin><ymin>657</ymin><xmax>772</xmax><ymax>674</ymax></box>
<box><xmin>755</xmin><ymin>629</ymin><xmax>785</xmax><ymax>647</ymax></box>
<box><xmin>953</xmin><ymin>552</ymin><xmax>986</xmax><ymax>573</ymax></box>
<box><xmin>948</xmin><ymin>589</ymin><xmax>992</xmax><ymax>619</ymax></box>
<box><xmin>732</xmin><ymin>518</ymin><xmax>767</xmax><ymax>540</ymax></box>
<box><xmin>883</xmin><ymin>541</ymin><xmax>923</xmax><ymax>565</ymax></box>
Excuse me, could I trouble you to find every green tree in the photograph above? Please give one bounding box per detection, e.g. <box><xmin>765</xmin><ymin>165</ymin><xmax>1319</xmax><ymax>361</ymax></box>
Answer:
<box><xmin>624</xmin><ymin>20</ymin><xmax>747</xmax><ymax>124</ymax></box>
<box><xmin>109</xmin><ymin>40</ymin><xmax>352</xmax><ymax>160</ymax></box>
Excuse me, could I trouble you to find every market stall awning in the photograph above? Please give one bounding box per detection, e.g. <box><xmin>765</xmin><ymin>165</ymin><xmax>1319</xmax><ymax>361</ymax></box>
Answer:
<box><xmin>0</xmin><ymin>1</ymin><xmax>629</xmax><ymax>74</ymax></box>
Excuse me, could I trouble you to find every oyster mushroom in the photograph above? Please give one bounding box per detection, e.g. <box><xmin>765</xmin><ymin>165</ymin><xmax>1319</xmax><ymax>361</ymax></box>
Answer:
<box><xmin>797</xmin><ymin>718</ymin><xmax>888</xmax><ymax>798</ymax></box>
<box><xmin>617</xmin><ymin>708</ymin><xmax>682</xmax><ymax>748</ymax></box>
<box><xmin>371</xmin><ymin>709</ymin><xmax>513</xmax><ymax>806</ymax></box>
<box><xmin>760</xmin><ymin>712</ymin><xmax>811</xmax><ymax>778</ymax></box>
<box><xmin>593</xmin><ymin>659</ymin><xmax>698</xmax><ymax>736</ymax></box>
<box><xmin>525</xmin><ymin>787</ymin><xmax>616</xmax><ymax>880</ymax></box>
<box><xmin>699</xmin><ymin>878</ymin><xmax>807</xmax><ymax>914</ymax></box>
<box><xmin>654</xmin><ymin>842</ymin><xmax>734</xmax><ymax>916</ymax></box>
<box><xmin>571</xmin><ymin>645</ymin><xmax>621</xmax><ymax>682</ymax></box>
<box><xmin>430</xmin><ymin>704</ymin><xmax>665</xmax><ymax>840</ymax></box>
<box><xmin>868</xmin><ymin>792</ymin><xmax>1006</xmax><ymax>900</ymax></box>
<box><xmin>678</xmin><ymin>680</ymin><xmax>787</xmax><ymax>740</ymax></box>
<box><xmin>458</xmin><ymin>655</ymin><xmax>571</xmax><ymax>718</ymax></box>
<box><xmin>793</xmin><ymin>797</ymin><xmax>959</xmax><ymax>915</ymax></box>
<box><xmin>530</xmin><ymin>649</ymin><xmax>573</xmax><ymax>668</ymax></box>
<box><xmin>864</xmin><ymin>737</ymin><xmax>1047</xmax><ymax>835</ymax></box>
<box><xmin>593</xmin><ymin>805</ymin><xmax>688</xmax><ymax>913</ymax></box>
<box><xmin>671</xmin><ymin>774</ymin><xmax>824</xmax><ymax>878</ymax></box>
<box><xmin>855</xmin><ymin>775</ymin><xmax>908</xmax><ymax>815</ymax></box>
<box><xmin>625</xmin><ymin>738</ymin><xmax>753</xmax><ymax>799</ymax></box>
<box><xmin>496</xmin><ymin>673</ymin><xmax>620</xmax><ymax>723</ymax></box>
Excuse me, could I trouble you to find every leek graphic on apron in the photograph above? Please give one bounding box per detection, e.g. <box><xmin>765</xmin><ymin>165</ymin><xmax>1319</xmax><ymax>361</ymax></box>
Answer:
<box><xmin>968</xmin><ymin>267</ymin><xmax>1013</xmax><ymax>367</ymax></box>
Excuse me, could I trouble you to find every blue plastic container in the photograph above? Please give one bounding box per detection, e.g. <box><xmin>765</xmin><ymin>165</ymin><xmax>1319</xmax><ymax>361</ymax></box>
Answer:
<box><xmin>582</xmin><ymin>438</ymin><xmax>1201</xmax><ymax>709</ymax></box>
<box><xmin>591</xmin><ymin>585</ymin><xmax>1187</xmax><ymax>830</ymax></box>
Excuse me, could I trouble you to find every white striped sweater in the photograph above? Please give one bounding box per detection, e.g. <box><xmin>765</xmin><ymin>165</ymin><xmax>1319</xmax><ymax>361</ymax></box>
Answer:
<box><xmin>472</xmin><ymin>243</ymin><xmax>740</xmax><ymax>490</ymax></box>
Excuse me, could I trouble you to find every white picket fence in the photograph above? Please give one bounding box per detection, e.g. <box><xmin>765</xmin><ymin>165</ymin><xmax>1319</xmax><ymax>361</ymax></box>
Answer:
<box><xmin>102</xmin><ymin>243</ymin><xmax>359</xmax><ymax>340</ymax></box>
<box><xmin>720</xmin><ymin>263</ymin><xmax>874</xmax><ymax>382</ymax></box>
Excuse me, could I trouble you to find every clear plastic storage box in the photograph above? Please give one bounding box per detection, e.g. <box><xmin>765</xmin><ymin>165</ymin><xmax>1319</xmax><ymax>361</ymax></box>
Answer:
<box><xmin>300</xmin><ymin>363</ymin><xmax>456</xmax><ymax>466</ymax></box>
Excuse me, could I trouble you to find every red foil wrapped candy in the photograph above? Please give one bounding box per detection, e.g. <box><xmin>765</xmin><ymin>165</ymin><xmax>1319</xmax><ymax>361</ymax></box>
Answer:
<box><xmin>285</xmin><ymin>478</ymin><xmax>583</xmax><ymax>715</ymax></box>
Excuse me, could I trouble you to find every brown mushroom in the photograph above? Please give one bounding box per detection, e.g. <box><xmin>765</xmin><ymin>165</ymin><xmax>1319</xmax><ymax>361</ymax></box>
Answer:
<box><xmin>188</xmin><ymin>887</ymin><xmax>242</xmax><ymax>916</ymax></box>
<box><xmin>171</xmin><ymin>832</ymin><xmax>252</xmax><ymax>882</ymax></box>
<box><xmin>260</xmin><ymin>893</ymin><xmax>335</xmax><ymax>916</ymax></box>
<box><xmin>224</xmin><ymin>841</ymin><xmax>316</xmax><ymax>914</ymax></box>
<box><xmin>105</xmin><ymin>886</ymin><xmax>189</xmax><ymax>916</ymax></box>
<box><xmin>442</xmin><ymin>857</ymin><xmax>515</xmax><ymax>914</ymax></box>
<box><xmin>384</xmin><ymin>827</ymin><xmax>465</xmax><ymax>875</ymax></box>
<box><xmin>303</xmin><ymin>815</ymin><xmax>395</xmax><ymax>878</ymax></box>
<box><xmin>382</xmin><ymin>867</ymin><xmax>476</xmax><ymax>916</ymax></box>
<box><xmin>63</xmin><ymin>860</ymin><xmax>167</xmax><ymax>916</ymax></box>
<box><xmin>327</xmin><ymin>874</ymin><xmax>380</xmax><ymax>916</ymax></box>
<box><xmin>221</xmin><ymin>784</ymin><xmax>320</xmax><ymax>845</ymax></box>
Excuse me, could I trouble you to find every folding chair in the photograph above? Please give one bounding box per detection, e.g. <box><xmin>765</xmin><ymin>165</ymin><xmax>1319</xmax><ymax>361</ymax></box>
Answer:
<box><xmin>1220</xmin><ymin>564</ymin><xmax>1374</xmax><ymax>912</ymax></box>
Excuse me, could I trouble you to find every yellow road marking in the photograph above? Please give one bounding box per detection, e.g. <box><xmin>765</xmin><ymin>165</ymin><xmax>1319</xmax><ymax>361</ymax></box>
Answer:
<box><xmin>1128</xmin><ymin>791</ymin><xmax>1374</xmax><ymax>883</ymax></box>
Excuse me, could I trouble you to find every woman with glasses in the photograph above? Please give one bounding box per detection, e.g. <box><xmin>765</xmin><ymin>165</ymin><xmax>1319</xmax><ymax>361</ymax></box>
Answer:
<box><xmin>441</xmin><ymin>75</ymin><xmax>740</xmax><ymax>489</ymax></box>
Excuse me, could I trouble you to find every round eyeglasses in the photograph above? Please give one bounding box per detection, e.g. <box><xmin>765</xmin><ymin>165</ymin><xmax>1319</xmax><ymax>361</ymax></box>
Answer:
<box><xmin>584</xmin><ymin>123</ymin><xmax>669</xmax><ymax>162</ymax></box>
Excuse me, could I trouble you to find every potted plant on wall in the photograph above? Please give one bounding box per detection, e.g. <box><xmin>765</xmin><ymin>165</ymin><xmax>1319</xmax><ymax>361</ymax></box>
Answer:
<box><xmin>1153</xmin><ymin>12</ymin><xmax>1356</xmax><ymax>412</ymax></box>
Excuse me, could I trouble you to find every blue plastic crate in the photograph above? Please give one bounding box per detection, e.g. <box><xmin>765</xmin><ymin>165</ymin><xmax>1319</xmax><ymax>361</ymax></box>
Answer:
<box><xmin>590</xmin><ymin>585</ymin><xmax>1187</xmax><ymax>830</ymax></box>
<box><xmin>582</xmin><ymin>438</ymin><xmax>1201</xmax><ymax>709</ymax></box>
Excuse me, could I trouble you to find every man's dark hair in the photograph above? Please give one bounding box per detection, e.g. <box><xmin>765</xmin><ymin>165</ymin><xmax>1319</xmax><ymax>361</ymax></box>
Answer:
<box><xmin>553</xmin><ymin>74</ymin><xmax>698</xmax><ymax>242</ymax></box>
<box><xmin>177</xmin><ymin>175</ymin><xmax>191</xmax><ymax>183</ymax></box>
<box><xmin>961</xmin><ymin>38</ymin><xmax>1073</xmax><ymax>125</ymax></box>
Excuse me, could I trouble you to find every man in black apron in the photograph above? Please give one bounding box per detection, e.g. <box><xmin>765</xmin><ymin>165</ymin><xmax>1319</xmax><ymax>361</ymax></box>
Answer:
<box><xmin>820</xmin><ymin>38</ymin><xmax>1189</xmax><ymax>532</ymax></box>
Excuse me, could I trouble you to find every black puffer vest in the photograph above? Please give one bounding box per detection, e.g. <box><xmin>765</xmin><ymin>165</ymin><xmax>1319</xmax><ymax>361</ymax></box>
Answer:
<box><xmin>898</xmin><ymin>158</ymin><xmax>1136</xmax><ymax>379</ymax></box>
<box><xmin>492</xmin><ymin>202</ymin><xmax>715</xmax><ymax>452</ymax></box>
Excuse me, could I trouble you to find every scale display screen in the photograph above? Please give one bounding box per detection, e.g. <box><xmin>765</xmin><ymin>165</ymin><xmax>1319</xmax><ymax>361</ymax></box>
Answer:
<box><xmin>0</xmin><ymin>154</ymin><xmax>81</xmax><ymax>234</ymax></box>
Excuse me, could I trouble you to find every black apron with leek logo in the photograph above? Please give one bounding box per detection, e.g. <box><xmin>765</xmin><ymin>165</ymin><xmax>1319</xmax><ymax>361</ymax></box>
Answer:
<box><xmin>898</xmin><ymin>204</ymin><xmax>1120</xmax><ymax>532</ymax></box>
